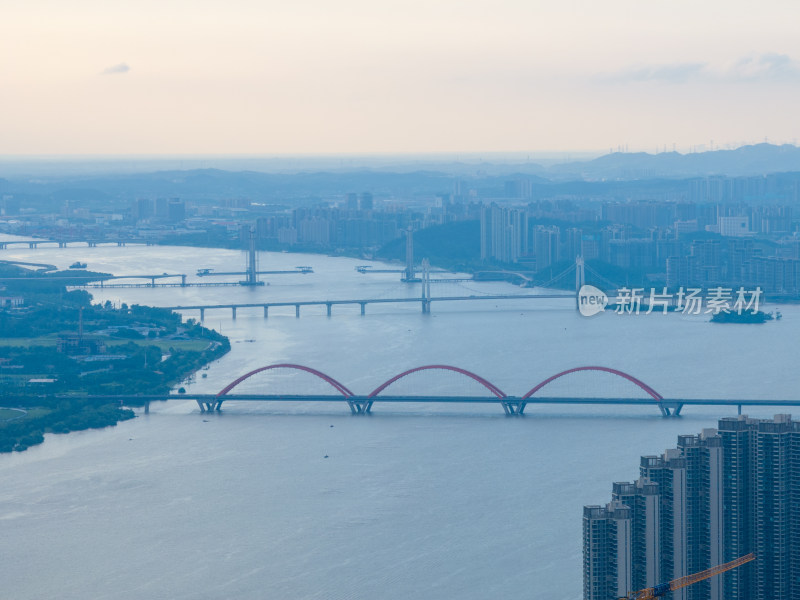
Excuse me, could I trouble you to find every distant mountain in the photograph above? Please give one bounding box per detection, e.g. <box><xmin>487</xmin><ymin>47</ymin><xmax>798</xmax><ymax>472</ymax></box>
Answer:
<box><xmin>2</xmin><ymin>169</ymin><xmax>464</xmax><ymax>203</ymax></box>
<box><xmin>548</xmin><ymin>144</ymin><xmax>800</xmax><ymax>180</ymax></box>
<box><xmin>2</xmin><ymin>145</ymin><xmax>800</xmax><ymax>206</ymax></box>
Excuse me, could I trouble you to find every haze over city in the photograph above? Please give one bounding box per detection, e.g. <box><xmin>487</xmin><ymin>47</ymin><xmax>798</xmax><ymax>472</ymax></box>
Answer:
<box><xmin>6</xmin><ymin>3</ymin><xmax>800</xmax><ymax>600</ymax></box>
<box><xmin>3</xmin><ymin>0</ymin><xmax>800</xmax><ymax>156</ymax></box>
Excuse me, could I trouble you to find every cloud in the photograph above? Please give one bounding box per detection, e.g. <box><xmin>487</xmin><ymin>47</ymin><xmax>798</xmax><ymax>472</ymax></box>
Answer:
<box><xmin>608</xmin><ymin>53</ymin><xmax>800</xmax><ymax>84</ymax></box>
<box><xmin>101</xmin><ymin>63</ymin><xmax>130</xmax><ymax>75</ymax></box>
<box><xmin>728</xmin><ymin>53</ymin><xmax>800</xmax><ymax>82</ymax></box>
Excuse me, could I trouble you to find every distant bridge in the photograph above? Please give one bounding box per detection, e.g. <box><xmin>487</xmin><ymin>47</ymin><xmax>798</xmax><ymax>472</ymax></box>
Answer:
<box><xmin>0</xmin><ymin>238</ymin><xmax>152</xmax><ymax>249</ymax></box>
<box><xmin>74</xmin><ymin>364</ymin><xmax>800</xmax><ymax>418</ymax></box>
<box><xmin>162</xmin><ymin>257</ymin><xmax>604</xmax><ymax>317</ymax></box>
<box><xmin>163</xmin><ymin>293</ymin><xmax>575</xmax><ymax>319</ymax></box>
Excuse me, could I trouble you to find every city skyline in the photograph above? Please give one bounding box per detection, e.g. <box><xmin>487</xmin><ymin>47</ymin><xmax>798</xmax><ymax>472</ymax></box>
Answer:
<box><xmin>3</xmin><ymin>0</ymin><xmax>800</xmax><ymax>155</ymax></box>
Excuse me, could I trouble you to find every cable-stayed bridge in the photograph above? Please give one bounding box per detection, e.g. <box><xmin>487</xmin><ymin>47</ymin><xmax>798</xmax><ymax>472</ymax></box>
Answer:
<box><xmin>164</xmin><ymin>258</ymin><xmax>594</xmax><ymax>318</ymax></box>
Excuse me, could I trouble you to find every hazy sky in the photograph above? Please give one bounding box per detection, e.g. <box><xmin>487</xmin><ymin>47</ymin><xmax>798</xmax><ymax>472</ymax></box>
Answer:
<box><xmin>2</xmin><ymin>0</ymin><xmax>800</xmax><ymax>155</ymax></box>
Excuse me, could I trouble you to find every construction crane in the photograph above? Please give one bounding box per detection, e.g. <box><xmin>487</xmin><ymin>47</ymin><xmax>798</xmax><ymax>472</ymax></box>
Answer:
<box><xmin>621</xmin><ymin>553</ymin><xmax>755</xmax><ymax>600</ymax></box>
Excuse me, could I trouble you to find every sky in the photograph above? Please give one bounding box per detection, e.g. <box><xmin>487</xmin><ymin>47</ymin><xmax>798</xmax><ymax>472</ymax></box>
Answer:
<box><xmin>2</xmin><ymin>0</ymin><xmax>800</xmax><ymax>156</ymax></box>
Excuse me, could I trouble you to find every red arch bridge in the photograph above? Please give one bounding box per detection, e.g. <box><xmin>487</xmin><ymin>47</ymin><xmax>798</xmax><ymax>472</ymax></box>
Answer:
<box><xmin>96</xmin><ymin>364</ymin><xmax>800</xmax><ymax>418</ymax></box>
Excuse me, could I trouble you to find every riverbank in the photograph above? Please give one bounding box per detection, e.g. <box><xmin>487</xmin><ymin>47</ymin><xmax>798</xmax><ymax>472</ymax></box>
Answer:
<box><xmin>0</xmin><ymin>263</ymin><xmax>230</xmax><ymax>452</ymax></box>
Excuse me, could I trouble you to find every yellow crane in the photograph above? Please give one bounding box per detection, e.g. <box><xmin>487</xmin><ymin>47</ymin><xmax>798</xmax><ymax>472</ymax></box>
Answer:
<box><xmin>621</xmin><ymin>553</ymin><xmax>755</xmax><ymax>600</ymax></box>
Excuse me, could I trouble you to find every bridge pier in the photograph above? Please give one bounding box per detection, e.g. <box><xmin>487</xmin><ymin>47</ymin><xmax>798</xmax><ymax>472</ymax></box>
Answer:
<box><xmin>326</xmin><ymin>303</ymin><xmax>332</xmax><ymax>317</ymax></box>
<box><xmin>150</xmin><ymin>277</ymin><xmax>156</xmax><ymax>286</ymax></box>
<box><xmin>659</xmin><ymin>402</ymin><xmax>683</xmax><ymax>417</ymax></box>
<box><xmin>501</xmin><ymin>399</ymin><xmax>523</xmax><ymax>415</ymax></box>
<box><xmin>196</xmin><ymin>399</ymin><xmax>219</xmax><ymax>412</ymax></box>
<box><xmin>181</xmin><ymin>275</ymin><xmax>186</xmax><ymax>286</ymax></box>
<box><xmin>263</xmin><ymin>305</ymin><xmax>269</xmax><ymax>318</ymax></box>
<box><xmin>296</xmin><ymin>305</ymin><xmax>300</xmax><ymax>318</ymax></box>
<box><xmin>28</xmin><ymin>242</ymin><xmax>35</xmax><ymax>248</ymax></box>
<box><xmin>231</xmin><ymin>307</ymin><xmax>237</xmax><ymax>319</ymax></box>
<box><xmin>199</xmin><ymin>308</ymin><xmax>205</xmax><ymax>321</ymax></box>
<box><xmin>346</xmin><ymin>399</ymin><xmax>372</xmax><ymax>414</ymax></box>
<box><xmin>144</xmin><ymin>401</ymin><xmax>149</xmax><ymax>414</ymax></box>
<box><xmin>360</xmin><ymin>302</ymin><xmax>366</xmax><ymax>316</ymax></box>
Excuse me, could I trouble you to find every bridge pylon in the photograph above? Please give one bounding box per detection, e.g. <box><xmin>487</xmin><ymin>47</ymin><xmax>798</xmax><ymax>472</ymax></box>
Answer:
<box><xmin>245</xmin><ymin>226</ymin><xmax>258</xmax><ymax>285</ymax></box>
<box><xmin>421</xmin><ymin>259</ymin><xmax>431</xmax><ymax>313</ymax></box>
<box><xmin>404</xmin><ymin>227</ymin><xmax>415</xmax><ymax>282</ymax></box>
<box><xmin>575</xmin><ymin>255</ymin><xmax>585</xmax><ymax>310</ymax></box>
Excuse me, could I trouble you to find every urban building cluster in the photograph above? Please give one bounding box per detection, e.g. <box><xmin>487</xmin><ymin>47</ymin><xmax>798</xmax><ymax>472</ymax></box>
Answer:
<box><xmin>480</xmin><ymin>199</ymin><xmax>800</xmax><ymax>293</ymax></box>
<box><xmin>583</xmin><ymin>414</ymin><xmax>800</xmax><ymax>600</ymax></box>
<box><xmin>242</xmin><ymin>193</ymin><xmax>481</xmax><ymax>250</ymax></box>
<box><xmin>1</xmin><ymin>189</ymin><xmax>482</xmax><ymax>254</ymax></box>
<box><xmin>133</xmin><ymin>197</ymin><xmax>186</xmax><ymax>223</ymax></box>
<box><xmin>4</xmin><ymin>172</ymin><xmax>800</xmax><ymax>294</ymax></box>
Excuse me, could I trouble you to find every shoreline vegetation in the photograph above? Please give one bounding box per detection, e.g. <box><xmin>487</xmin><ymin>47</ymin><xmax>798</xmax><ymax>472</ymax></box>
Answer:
<box><xmin>0</xmin><ymin>263</ymin><xmax>230</xmax><ymax>453</ymax></box>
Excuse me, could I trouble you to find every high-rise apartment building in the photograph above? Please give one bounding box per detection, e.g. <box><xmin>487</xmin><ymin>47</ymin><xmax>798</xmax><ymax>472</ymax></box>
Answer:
<box><xmin>584</xmin><ymin>415</ymin><xmax>800</xmax><ymax>600</ymax></box>
<box><xmin>584</xmin><ymin>502</ymin><xmax>632</xmax><ymax>600</ymax></box>
<box><xmin>638</xmin><ymin>450</ymin><xmax>688</xmax><ymax>600</ymax></box>
<box><xmin>533</xmin><ymin>225</ymin><xmax>560</xmax><ymax>269</ymax></box>
<box><xmin>479</xmin><ymin>204</ymin><xmax>530</xmax><ymax>263</ymax></box>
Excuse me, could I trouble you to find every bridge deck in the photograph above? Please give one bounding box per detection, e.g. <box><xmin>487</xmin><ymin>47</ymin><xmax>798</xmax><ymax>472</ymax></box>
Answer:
<box><xmin>203</xmin><ymin>395</ymin><xmax>800</xmax><ymax>407</ymax></box>
<box><xmin>79</xmin><ymin>282</ymin><xmax>250</xmax><ymax>288</ymax></box>
<box><xmin>64</xmin><ymin>393</ymin><xmax>800</xmax><ymax>419</ymax></box>
<box><xmin>163</xmin><ymin>294</ymin><xmax>575</xmax><ymax>311</ymax></box>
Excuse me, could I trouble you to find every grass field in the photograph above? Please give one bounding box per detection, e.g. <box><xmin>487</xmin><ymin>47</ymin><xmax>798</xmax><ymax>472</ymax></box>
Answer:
<box><xmin>0</xmin><ymin>408</ymin><xmax>27</xmax><ymax>421</ymax></box>
<box><xmin>105</xmin><ymin>339</ymin><xmax>210</xmax><ymax>352</ymax></box>
<box><xmin>0</xmin><ymin>407</ymin><xmax>53</xmax><ymax>421</ymax></box>
<box><xmin>0</xmin><ymin>336</ymin><xmax>59</xmax><ymax>348</ymax></box>
<box><xmin>0</xmin><ymin>336</ymin><xmax>210</xmax><ymax>353</ymax></box>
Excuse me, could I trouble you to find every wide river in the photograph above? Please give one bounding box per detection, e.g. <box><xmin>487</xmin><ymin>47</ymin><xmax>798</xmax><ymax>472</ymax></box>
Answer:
<box><xmin>1</xmin><ymin>238</ymin><xmax>797</xmax><ymax>600</ymax></box>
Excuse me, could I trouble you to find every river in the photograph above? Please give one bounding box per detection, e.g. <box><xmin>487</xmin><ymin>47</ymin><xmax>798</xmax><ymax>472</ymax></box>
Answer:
<box><xmin>0</xmin><ymin>237</ymin><xmax>796</xmax><ymax>599</ymax></box>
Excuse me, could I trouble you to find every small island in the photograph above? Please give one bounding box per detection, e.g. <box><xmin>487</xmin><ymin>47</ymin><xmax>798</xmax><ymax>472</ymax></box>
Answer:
<box><xmin>0</xmin><ymin>262</ymin><xmax>229</xmax><ymax>453</ymax></box>
<box><xmin>710</xmin><ymin>310</ymin><xmax>774</xmax><ymax>324</ymax></box>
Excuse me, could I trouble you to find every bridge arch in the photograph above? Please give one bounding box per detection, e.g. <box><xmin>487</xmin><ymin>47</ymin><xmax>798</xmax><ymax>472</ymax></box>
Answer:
<box><xmin>519</xmin><ymin>366</ymin><xmax>663</xmax><ymax>414</ymax></box>
<box><xmin>368</xmin><ymin>365</ymin><xmax>506</xmax><ymax>399</ymax></box>
<box><xmin>216</xmin><ymin>363</ymin><xmax>354</xmax><ymax>398</ymax></box>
